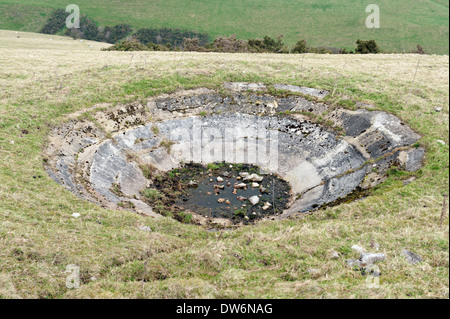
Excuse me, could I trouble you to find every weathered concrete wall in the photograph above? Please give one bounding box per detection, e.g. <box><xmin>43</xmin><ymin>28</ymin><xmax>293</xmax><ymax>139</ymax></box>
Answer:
<box><xmin>43</xmin><ymin>82</ymin><xmax>424</xmax><ymax>219</ymax></box>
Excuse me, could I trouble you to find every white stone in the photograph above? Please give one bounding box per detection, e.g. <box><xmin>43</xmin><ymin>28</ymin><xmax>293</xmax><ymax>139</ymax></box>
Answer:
<box><xmin>329</xmin><ymin>251</ymin><xmax>340</xmax><ymax>260</ymax></box>
<box><xmin>351</xmin><ymin>245</ymin><xmax>365</xmax><ymax>253</ymax></box>
<box><xmin>401</xmin><ymin>249</ymin><xmax>422</xmax><ymax>265</ymax></box>
<box><xmin>217</xmin><ymin>176</ymin><xmax>223</xmax><ymax>182</ymax></box>
<box><xmin>249</xmin><ymin>196</ymin><xmax>260</xmax><ymax>206</ymax></box>
<box><xmin>243</xmin><ymin>173</ymin><xmax>264</xmax><ymax>182</ymax></box>
<box><xmin>437</xmin><ymin>140</ymin><xmax>446</xmax><ymax>145</ymax></box>
<box><xmin>360</xmin><ymin>253</ymin><xmax>386</xmax><ymax>266</ymax></box>
<box><xmin>72</xmin><ymin>213</ymin><xmax>81</xmax><ymax>218</ymax></box>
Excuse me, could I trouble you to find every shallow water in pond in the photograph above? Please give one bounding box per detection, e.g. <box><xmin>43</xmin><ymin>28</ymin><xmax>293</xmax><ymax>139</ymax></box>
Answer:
<box><xmin>175</xmin><ymin>164</ymin><xmax>291</xmax><ymax>222</ymax></box>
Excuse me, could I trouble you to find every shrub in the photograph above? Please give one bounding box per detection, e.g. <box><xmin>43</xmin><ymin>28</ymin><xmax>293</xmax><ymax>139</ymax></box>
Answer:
<box><xmin>182</xmin><ymin>37</ymin><xmax>210</xmax><ymax>52</ymax></box>
<box><xmin>103</xmin><ymin>38</ymin><xmax>149</xmax><ymax>51</ymax></box>
<box><xmin>340</xmin><ymin>48</ymin><xmax>354</xmax><ymax>54</ymax></box>
<box><xmin>248</xmin><ymin>35</ymin><xmax>286</xmax><ymax>53</ymax></box>
<box><xmin>65</xmin><ymin>15</ymin><xmax>99</xmax><ymax>40</ymax></box>
<box><xmin>135</xmin><ymin>27</ymin><xmax>209</xmax><ymax>48</ymax></box>
<box><xmin>291</xmin><ymin>40</ymin><xmax>308</xmax><ymax>53</ymax></box>
<box><xmin>41</xmin><ymin>9</ymin><xmax>67</xmax><ymax>34</ymax></box>
<box><xmin>102</xmin><ymin>24</ymin><xmax>133</xmax><ymax>44</ymax></box>
<box><xmin>212</xmin><ymin>34</ymin><xmax>248</xmax><ymax>53</ymax></box>
<box><xmin>414</xmin><ymin>44</ymin><xmax>426</xmax><ymax>54</ymax></box>
<box><xmin>355</xmin><ymin>39</ymin><xmax>380</xmax><ymax>54</ymax></box>
<box><xmin>308</xmin><ymin>46</ymin><xmax>333</xmax><ymax>54</ymax></box>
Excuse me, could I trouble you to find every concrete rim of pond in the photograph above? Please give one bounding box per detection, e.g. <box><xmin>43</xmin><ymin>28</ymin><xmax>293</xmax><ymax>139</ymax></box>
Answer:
<box><xmin>43</xmin><ymin>82</ymin><xmax>425</xmax><ymax>226</ymax></box>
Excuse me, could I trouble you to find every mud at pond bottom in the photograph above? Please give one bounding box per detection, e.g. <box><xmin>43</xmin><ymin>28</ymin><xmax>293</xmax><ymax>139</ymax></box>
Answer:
<box><xmin>140</xmin><ymin>163</ymin><xmax>292</xmax><ymax>225</ymax></box>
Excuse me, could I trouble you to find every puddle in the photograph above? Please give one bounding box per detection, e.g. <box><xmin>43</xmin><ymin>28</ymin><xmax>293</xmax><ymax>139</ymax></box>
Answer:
<box><xmin>141</xmin><ymin>163</ymin><xmax>291</xmax><ymax>224</ymax></box>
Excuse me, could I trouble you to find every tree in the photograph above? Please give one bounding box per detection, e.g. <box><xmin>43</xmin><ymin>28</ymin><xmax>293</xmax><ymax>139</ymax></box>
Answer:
<box><xmin>41</xmin><ymin>9</ymin><xmax>67</xmax><ymax>34</ymax></box>
<box><xmin>355</xmin><ymin>39</ymin><xmax>380</xmax><ymax>54</ymax></box>
<box><xmin>291</xmin><ymin>40</ymin><xmax>308</xmax><ymax>53</ymax></box>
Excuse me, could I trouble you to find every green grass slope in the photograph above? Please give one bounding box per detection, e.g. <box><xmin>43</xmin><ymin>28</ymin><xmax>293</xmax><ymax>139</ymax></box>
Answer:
<box><xmin>0</xmin><ymin>0</ymin><xmax>448</xmax><ymax>54</ymax></box>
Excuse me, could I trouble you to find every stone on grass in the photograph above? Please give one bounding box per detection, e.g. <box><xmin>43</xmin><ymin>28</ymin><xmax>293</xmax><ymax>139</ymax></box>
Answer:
<box><xmin>139</xmin><ymin>226</ymin><xmax>152</xmax><ymax>232</ymax></box>
<box><xmin>347</xmin><ymin>252</ymin><xmax>386</xmax><ymax>267</ymax></box>
<box><xmin>401</xmin><ymin>249</ymin><xmax>422</xmax><ymax>265</ymax></box>
<box><xmin>351</xmin><ymin>245</ymin><xmax>365</xmax><ymax>253</ymax></box>
<box><xmin>72</xmin><ymin>213</ymin><xmax>81</xmax><ymax>218</ymax></box>
<box><xmin>329</xmin><ymin>251</ymin><xmax>340</xmax><ymax>260</ymax></box>
<box><xmin>437</xmin><ymin>140</ymin><xmax>446</xmax><ymax>145</ymax></box>
<box><xmin>360</xmin><ymin>253</ymin><xmax>386</xmax><ymax>266</ymax></box>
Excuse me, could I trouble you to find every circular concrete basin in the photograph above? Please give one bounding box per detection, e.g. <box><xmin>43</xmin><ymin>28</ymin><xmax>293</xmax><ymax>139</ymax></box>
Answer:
<box><xmin>44</xmin><ymin>82</ymin><xmax>424</xmax><ymax>224</ymax></box>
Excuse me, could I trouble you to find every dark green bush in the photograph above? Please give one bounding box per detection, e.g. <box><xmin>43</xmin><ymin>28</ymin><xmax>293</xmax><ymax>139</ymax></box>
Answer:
<box><xmin>291</xmin><ymin>40</ymin><xmax>308</xmax><ymax>53</ymax></box>
<box><xmin>248</xmin><ymin>35</ymin><xmax>286</xmax><ymax>53</ymax></box>
<box><xmin>355</xmin><ymin>39</ymin><xmax>380</xmax><ymax>54</ymax></box>
<box><xmin>135</xmin><ymin>27</ymin><xmax>209</xmax><ymax>48</ymax></box>
<box><xmin>41</xmin><ymin>9</ymin><xmax>67</xmax><ymax>34</ymax></box>
<box><xmin>102</xmin><ymin>24</ymin><xmax>133</xmax><ymax>44</ymax></box>
<box><xmin>103</xmin><ymin>38</ymin><xmax>149</xmax><ymax>51</ymax></box>
<box><xmin>65</xmin><ymin>15</ymin><xmax>99</xmax><ymax>40</ymax></box>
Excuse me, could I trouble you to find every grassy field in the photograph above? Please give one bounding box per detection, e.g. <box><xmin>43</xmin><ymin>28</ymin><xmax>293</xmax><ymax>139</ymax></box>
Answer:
<box><xmin>0</xmin><ymin>29</ymin><xmax>448</xmax><ymax>299</ymax></box>
<box><xmin>0</xmin><ymin>0</ymin><xmax>448</xmax><ymax>54</ymax></box>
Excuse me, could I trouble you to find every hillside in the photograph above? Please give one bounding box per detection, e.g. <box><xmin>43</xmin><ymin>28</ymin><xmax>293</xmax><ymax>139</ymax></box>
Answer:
<box><xmin>0</xmin><ymin>0</ymin><xmax>448</xmax><ymax>54</ymax></box>
<box><xmin>0</xmin><ymin>30</ymin><xmax>448</xmax><ymax>298</ymax></box>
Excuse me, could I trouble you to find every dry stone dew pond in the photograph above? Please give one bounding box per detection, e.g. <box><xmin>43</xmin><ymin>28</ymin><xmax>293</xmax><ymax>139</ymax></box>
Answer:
<box><xmin>44</xmin><ymin>82</ymin><xmax>425</xmax><ymax>228</ymax></box>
